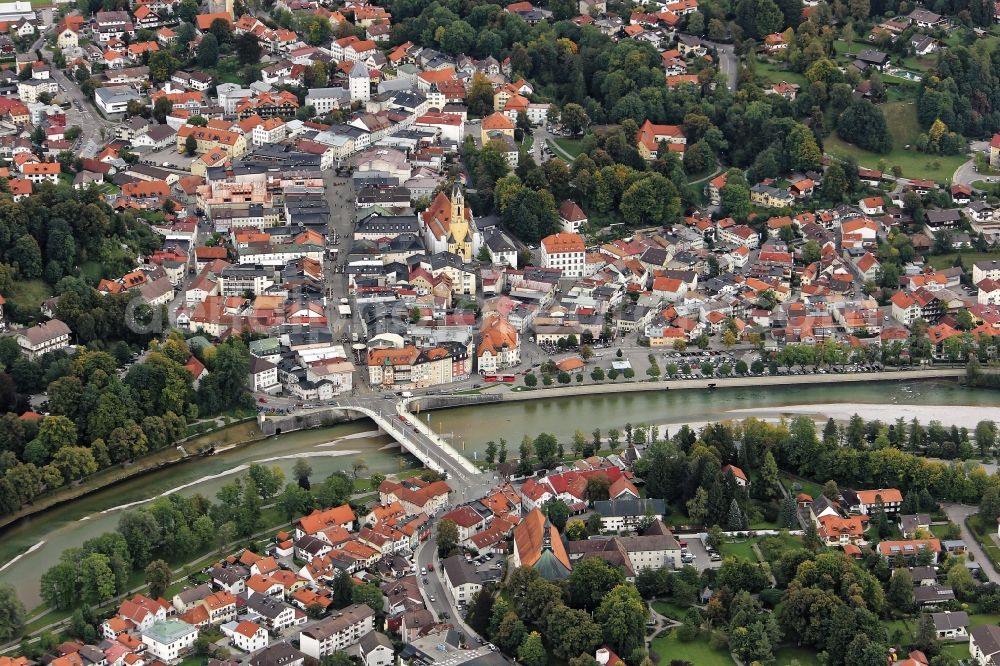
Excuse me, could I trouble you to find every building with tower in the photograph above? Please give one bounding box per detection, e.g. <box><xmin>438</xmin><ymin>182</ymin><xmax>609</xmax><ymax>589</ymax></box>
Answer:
<box><xmin>348</xmin><ymin>61</ymin><xmax>370</xmax><ymax>103</ymax></box>
<box><xmin>420</xmin><ymin>183</ymin><xmax>479</xmax><ymax>261</ymax></box>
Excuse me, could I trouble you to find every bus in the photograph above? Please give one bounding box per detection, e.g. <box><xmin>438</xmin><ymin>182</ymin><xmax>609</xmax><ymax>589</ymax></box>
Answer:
<box><xmin>501</xmin><ymin>374</ymin><xmax>516</xmax><ymax>382</ymax></box>
<box><xmin>483</xmin><ymin>375</ymin><xmax>499</xmax><ymax>383</ymax></box>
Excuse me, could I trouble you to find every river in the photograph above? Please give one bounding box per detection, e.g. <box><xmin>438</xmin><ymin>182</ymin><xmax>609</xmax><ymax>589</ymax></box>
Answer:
<box><xmin>3</xmin><ymin>379</ymin><xmax>1000</xmax><ymax>609</ymax></box>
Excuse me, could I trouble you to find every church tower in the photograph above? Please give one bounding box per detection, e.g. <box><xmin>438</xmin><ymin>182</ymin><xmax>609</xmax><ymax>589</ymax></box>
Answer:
<box><xmin>448</xmin><ymin>182</ymin><xmax>472</xmax><ymax>261</ymax></box>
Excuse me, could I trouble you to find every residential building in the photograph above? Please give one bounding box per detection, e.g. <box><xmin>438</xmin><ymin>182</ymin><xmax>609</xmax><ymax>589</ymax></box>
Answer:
<box><xmin>299</xmin><ymin>604</ymin><xmax>375</xmax><ymax>659</ymax></box>
<box><xmin>635</xmin><ymin>119</ymin><xmax>685</xmax><ymax>159</ymax></box>
<box><xmin>16</xmin><ymin>319</ymin><xmax>71</xmax><ymax>359</ymax></box>
<box><xmin>142</xmin><ymin>620</ymin><xmax>198</xmax><ymax>663</ymax></box>
<box><xmin>540</xmin><ymin>232</ymin><xmax>586</xmax><ymax>277</ymax></box>
<box><xmin>442</xmin><ymin>554</ymin><xmax>482</xmax><ymax>604</ymax></box>
<box><xmin>594</xmin><ymin>498</ymin><xmax>666</xmax><ymax>532</ymax></box>
<box><xmin>971</xmin><ymin>624</ymin><xmax>1000</xmax><ymax>665</ymax></box>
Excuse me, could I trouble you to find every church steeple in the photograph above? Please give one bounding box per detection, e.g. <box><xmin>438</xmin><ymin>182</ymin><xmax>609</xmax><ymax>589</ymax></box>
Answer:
<box><xmin>450</xmin><ymin>181</ymin><xmax>464</xmax><ymax>225</ymax></box>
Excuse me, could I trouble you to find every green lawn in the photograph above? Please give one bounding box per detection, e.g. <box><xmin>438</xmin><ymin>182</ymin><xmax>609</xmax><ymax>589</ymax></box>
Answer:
<box><xmin>754</xmin><ymin>60</ymin><xmax>807</xmax><ymax>88</ymax></box>
<box><xmin>521</xmin><ymin>134</ymin><xmax>534</xmax><ymax>152</ymax></box>
<box><xmin>781</xmin><ymin>473</ymin><xmax>823</xmax><ymax>500</ymax></box>
<box><xmin>774</xmin><ymin>646</ymin><xmax>822</xmax><ymax>666</ymax></box>
<box><xmin>651</xmin><ymin>630</ymin><xmax>733</xmax><ymax>666</ymax></box>
<box><xmin>928</xmin><ymin>251</ymin><xmax>1000</xmax><ymax>271</ymax></box>
<box><xmin>757</xmin><ymin>533</ymin><xmax>805</xmax><ymax>562</ymax></box>
<box><xmin>7</xmin><ymin>279</ymin><xmax>52</xmax><ymax>317</ymax></box>
<box><xmin>552</xmin><ymin>137</ymin><xmax>584</xmax><ymax>158</ymax></box>
<box><xmin>652</xmin><ymin>600</ymin><xmax>691</xmax><ymax>621</ymax></box>
<box><xmin>930</xmin><ymin>523</ymin><xmax>960</xmax><ymax>539</ymax></box>
<box><xmin>720</xmin><ymin>538</ymin><xmax>758</xmax><ymax>561</ymax></box>
<box><xmin>823</xmin><ymin>101</ymin><xmax>968</xmax><ymax>183</ymax></box>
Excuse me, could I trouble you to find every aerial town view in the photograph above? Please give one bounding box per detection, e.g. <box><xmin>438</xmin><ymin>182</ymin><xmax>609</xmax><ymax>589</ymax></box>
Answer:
<box><xmin>7</xmin><ymin>0</ymin><xmax>1000</xmax><ymax>664</ymax></box>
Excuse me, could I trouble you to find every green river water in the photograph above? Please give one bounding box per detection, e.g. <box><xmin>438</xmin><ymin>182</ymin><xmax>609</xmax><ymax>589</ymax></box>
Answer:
<box><xmin>2</xmin><ymin>379</ymin><xmax>999</xmax><ymax>609</ymax></box>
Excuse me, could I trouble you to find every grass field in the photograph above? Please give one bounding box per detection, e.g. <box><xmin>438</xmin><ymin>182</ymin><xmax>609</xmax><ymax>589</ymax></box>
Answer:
<box><xmin>7</xmin><ymin>279</ymin><xmax>52</xmax><ymax>316</ymax></box>
<box><xmin>720</xmin><ymin>538</ymin><xmax>758</xmax><ymax>561</ymax></box>
<box><xmin>652</xmin><ymin>600</ymin><xmax>691</xmax><ymax>621</ymax></box>
<box><xmin>823</xmin><ymin>101</ymin><xmax>967</xmax><ymax>183</ymax></box>
<box><xmin>928</xmin><ymin>250</ymin><xmax>1000</xmax><ymax>270</ymax></box>
<box><xmin>521</xmin><ymin>134</ymin><xmax>534</xmax><ymax>152</ymax></box>
<box><xmin>781</xmin><ymin>472</ymin><xmax>823</xmax><ymax>500</ymax></box>
<box><xmin>651</xmin><ymin>630</ymin><xmax>733</xmax><ymax>666</ymax></box>
<box><xmin>756</xmin><ymin>533</ymin><xmax>805</xmax><ymax>562</ymax></box>
<box><xmin>754</xmin><ymin>60</ymin><xmax>807</xmax><ymax>87</ymax></box>
<box><xmin>552</xmin><ymin>137</ymin><xmax>584</xmax><ymax>158</ymax></box>
<box><xmin>774</xmin><ymin>646</ymin><xmax>822</xmax><ymax>666</ymax></box>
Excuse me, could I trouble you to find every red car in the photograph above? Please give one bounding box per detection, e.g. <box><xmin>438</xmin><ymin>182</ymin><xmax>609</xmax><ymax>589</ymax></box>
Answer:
<box><xmin>258</xmin><ymin>397</ymin><xmax>267</xmax><ymax>403</ymax></box>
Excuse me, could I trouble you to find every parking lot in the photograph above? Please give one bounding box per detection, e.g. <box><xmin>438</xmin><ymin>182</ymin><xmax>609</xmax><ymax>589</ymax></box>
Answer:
<box><xmin>679</xmin><ymin>535</ymin><xmax>722</xmax><ymax>571</ymax></box>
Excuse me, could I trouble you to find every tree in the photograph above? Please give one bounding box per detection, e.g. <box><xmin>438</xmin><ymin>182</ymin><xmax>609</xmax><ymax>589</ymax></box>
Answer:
<box><xmin>981</xmin><ymin>486</ymin><xmax>1000</xmax><ymax>525</ymax></box>
<box><xmin>438</xmin><ymin>519</ymin><xmax>459</xmax><ymax>557</ymax></box>
<box><xmin>887</xmin><ymin>568</ymin><xmax>914</xmax><ymax>611</ymax></box>
<box><xmin>40</xmin><ymin>561</ymin><xmax>78</xmax><ymax>610</ymax></box>
<box><xmin>78</xmin><ymin>553</ymin><xmax>116</xmax><ymax>606</ymax></box>
<box><xmin>277</xmin><ymin>483</ymin><xmax>313</xmax><ymax>520</ymax></box>
<box><xmin>184</xmin><ymin>134</ymin><xmax>197</xmax><ymax>157</ymax></box>
<box><xmin>914</xmin><ymin>613</ymin><xmax>941</xmax><ymax>657</ymax></box>
<box><xmin>621</xmin><ymin>173</ymin><xmax>681</xmax><ymax>226</ymax></box>
<box><xmin>144</xmin><ymin>559</ymin><xmax>172</xmax><ymax>599</ymax></box>
<box><xmin>235</xmin><ymin>32</ymin><xmax>262</xmax><ymax>64</ymax></box>
<box><xmin>735</xmin><ymin>0</ymin><xmax>784</xmax><ymax>38</ymax></box>
<box><xmin>561</xmin><ymin>103</ymin><xmax>590</xmax><ymax>136</ymax></box>
<box><xmin>545</xmin><ymin>498</ymin><xmax>570</xmax><ymax>532</ymax></box>
<box><xmin>0</xmin><ymin>583</ymin><xmax>24</xmax><ymax>642</ymax></box>
<box><xmin>687</xmin><ymin>487</ymin><xmax>710</xmax><ymax>525</ymax></box>
<box><xmin>720</xmin><ymin>169</ymin><xmax>752</xmax><ymax>220</ymax></box>
<box><xmin>197</xmin><ymin>33</ymin><xmax>219</xmax><ymax>68</ymax></box>
<box><xmin>118</xmin><ymin>510</ymin><xmax>161</xmax><ymax>567</ymax></box>
<box><xmin>758</xmin><ymin>450</ymin><xmax>781</xmax><ymax>500</ymax></box>
<box><xmin>727</xmin><ymin>498</ymin><xmax>747</xmax><ymax>531</ymax></box>
<box><xmin>533</xmin><ymin>433</ymin><xmax>558</xmax><ymax>466</ymax></box>
<box><xmin>518</xmin><ymin>631</ymin><xmax>546</xmax><ymax>666</ymax></box>
<box><xmin>595</xmin><ymin>585</ymin><xmax>647</xmax><ymax>657</ymax></box>
<box><xmin>787</xmin><ymin>124</ymin><xmax>822</xmax><ymax>171</ymax></box>
<box><xmin>566</xmin><ymin>520</ymin><xmax>588</xmax><ymax>541</ymax></box>
<box><xmin>51</xmin><ymin>446</ymin><xmax>97</xmax><ymax>483</ymax></box>
<box><xmin>803</xmin><ymin>521</ymin><xmax>821</xmax><ymax>552</ymax></box>
<box><xmin>568</xmin><ymin>557</ymin><xmax>626</xmax><ymax>612</ymax></box>
<box><xmin>352</xmin><ymin>582</ymin><xmax>385</xmax><ymax>614</ymax></box>
<box><xmin>467</xmin><ymin>74</ymin><xmax>495</xmax><ymax>117</ymax></box>
<box><xmin>293</xmin><ymin>458</ymin><xmax>312</xmax><ymax>488</ymax></box>
<box><xmin>837</xmin><ymin>100</ymin><xmax>892</xmax><ymax>153</ymax></box>
<box><xmin>544</xmin><ymin>600</ymin><xmax>601</xmax><ymax>659</ymax></box>
<box><xmin>779</xmin><ymin>494</ymin><xmax>798</xmax><ymax>528</ymax></box>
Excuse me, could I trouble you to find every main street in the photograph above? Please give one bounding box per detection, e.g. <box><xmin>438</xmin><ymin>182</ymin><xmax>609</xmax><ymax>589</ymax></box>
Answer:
<box><xmin>42</xmin><ymin>44</ymin><xmax>114</xmax><ymax>158</ymax></box>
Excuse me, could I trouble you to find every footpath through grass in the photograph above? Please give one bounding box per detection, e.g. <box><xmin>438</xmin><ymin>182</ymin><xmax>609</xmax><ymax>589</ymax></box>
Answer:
<box><xmin>823</xmin><ymin>101</ymin><xmax>967</xmax><ymax>183</ymax></box>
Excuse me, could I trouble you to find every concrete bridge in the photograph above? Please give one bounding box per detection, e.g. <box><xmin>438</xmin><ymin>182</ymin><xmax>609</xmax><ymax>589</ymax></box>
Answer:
<box><xmin>260</xmin><ymin>396</ymin><xmax>489</xmax><ymax>500</ymax></box>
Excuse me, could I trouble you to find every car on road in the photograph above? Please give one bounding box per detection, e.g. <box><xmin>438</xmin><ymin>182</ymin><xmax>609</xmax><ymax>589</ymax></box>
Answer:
<box><xmin>420</xmin><ymin>567</ymin><xmax>427</xmax><ymax>575</ymax></box>
<box><xmin>422</xmin><ymin>577</ymin><xmax>428</xmax><ymax>584</ymax></box>
<box><xmin>258</xmin><ymin>397</ymin><xmax>267</xmax><ymax>403</ymax></box>
<box><xmin>429</xmin><ymin>596</ymin><xmax>436</xmax><ymax>602</ymax></box>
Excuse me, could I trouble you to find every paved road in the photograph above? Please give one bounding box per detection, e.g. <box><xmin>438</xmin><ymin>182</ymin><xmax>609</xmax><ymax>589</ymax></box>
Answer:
<box><xmin>704</xmin><ymin>40</ymin><xmax>738</xmax><ymax>92</ymax></box>
<box><xmin>941</xmin><ymin>502</ymin><xmax>1000</xmax><ymax>583</ymax></box>
<box><xmin>953</xmin><ymin>142</ymin><xmax>990</xmax><ymax>189</ymax></box>
<box><xmin>40</xmin><ymin>42</ymin><xmax>114</xmax><ymax>158</ymax></box>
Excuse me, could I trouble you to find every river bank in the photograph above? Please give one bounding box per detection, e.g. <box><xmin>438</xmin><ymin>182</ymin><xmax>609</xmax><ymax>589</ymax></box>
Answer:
<box><xmin>2</xmin><ymin>370</ymin><xmax>972</xmax><ymax>534</ymax></box>
<box><xmin>1</xmin><ymin>375</ymin><xmax>996</xmax><ymax>608</ymax></box>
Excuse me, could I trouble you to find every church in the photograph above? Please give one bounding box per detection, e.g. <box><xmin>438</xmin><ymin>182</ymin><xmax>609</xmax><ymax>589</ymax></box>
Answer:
<box><xmin>420</xmin><ymin>183</ymin><xmax>480</xmax><ymax>262</ymax></box>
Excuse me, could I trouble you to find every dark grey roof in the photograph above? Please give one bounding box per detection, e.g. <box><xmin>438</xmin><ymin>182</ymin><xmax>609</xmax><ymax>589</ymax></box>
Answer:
<box><xmin>443</xmin><ymin>554</ymin><xmax>481</xmax><ymax>588</ymax></box>
<box><xmin>594</xmin><ymin>498</ymin><xmax>666</xmax><ymax>518</ymax></box>
<box><xmin>912</xmin><ymin>585</ymin><xmax>955</xmax><ymax>605</ymax></box>
<box><xmin>971</xmin><ymin>624</ymin><xmax>1000</xmax><ymax>658</ymax></box>
<box><xmin>931</xmin><ymin>611</ymin><xmax>969</xmax><ymax>631</ymax></box>
<box><xmin>246</xmin><ymin>642</ymin><xmax>307</xmax><ymax>666</ymax></box>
